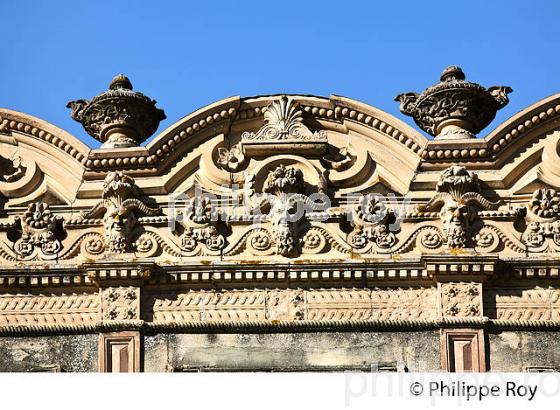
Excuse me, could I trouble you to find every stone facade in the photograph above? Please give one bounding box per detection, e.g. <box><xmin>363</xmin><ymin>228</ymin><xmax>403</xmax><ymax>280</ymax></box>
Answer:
<box><xmin>1</xmin><ymin>69</ymin><xmax>560</xmax><ymax>372</ymax></box>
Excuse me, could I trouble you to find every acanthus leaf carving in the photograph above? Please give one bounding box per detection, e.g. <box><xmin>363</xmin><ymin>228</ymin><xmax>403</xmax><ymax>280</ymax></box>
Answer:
<box><xmin>417</xmin><ymin>166</ymin><xmax>499</xmax><ymax>249</ymax></box>
<box><xmin>241</xmin><ymin>96</ymin><xmax>327</xmax><ymax>155</ymax></box>
<box><xmin>80</xmin><ymin>171</ymin><xmax>160</xmax><ymax>255</ymax></box>
<box><xmin>179</xmin><ymin>196</ymin><xmax>225</xmax><ymax>254</ymax></box>
<box><xmin>348</xmin><ymin>194</ymin><xmax>397</xmax><ymax>252</ymax></box>
<box><xmin>13</xmin><ymin>202</ymin><xmax>64</xmax><ymax>259</ymax></box>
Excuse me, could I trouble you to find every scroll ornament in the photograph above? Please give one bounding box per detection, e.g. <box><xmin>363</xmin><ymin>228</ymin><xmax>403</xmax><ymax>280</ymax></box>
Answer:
<box><xmin>179</xmin><ymin>196</ymin><xmax>225</xmax><ymax>253</ymax></box>
<box><xmin>80</xmin><ymin>171</ymin><xmax>160</xmax><ymax>254</ymax></box>
<box><xmin>347</xmin><ymin>194</ymin><xmax>397</xmax><ymax>251</ymax></box>
<box><xmin>13</xmin><ymin>202</ymin><xmax>63</xmax><ymax>258</ymax></box>
<box><xmin>524</xmin><ymin>188</ymin><xmax>560</xmax><ymax>248</ymax></box>
<box><xmin>417</xmin><ymin>166</ymin><xmax>499</xmax><ymax>248</ymax></box>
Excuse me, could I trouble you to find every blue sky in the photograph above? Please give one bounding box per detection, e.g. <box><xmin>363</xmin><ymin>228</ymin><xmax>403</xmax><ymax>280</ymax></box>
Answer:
<box><xmin>1</xmin><ymin>0</ymin><xmax>558</xmax><ymax>148</ymax></box>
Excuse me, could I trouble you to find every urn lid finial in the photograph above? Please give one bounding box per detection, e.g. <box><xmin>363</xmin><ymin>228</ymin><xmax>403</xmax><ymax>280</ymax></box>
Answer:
<box><xmin>395</xmin><ymin>66</ymin><xmax>512</xmax><ymax>140</ymax></box>
<box><xmin>109</xmin><ymin>74</ymin><xmax>133</xmax><ymax>91</ymax></box>
<box><xmin>440</xmin><ymin>65</ymin><xmax>465</xmax><ymax>82</ymax></box>
<box><xmin>67</xmin><ymin>75</ymin><xmax>166</xmax><ymax>149</ymax></box>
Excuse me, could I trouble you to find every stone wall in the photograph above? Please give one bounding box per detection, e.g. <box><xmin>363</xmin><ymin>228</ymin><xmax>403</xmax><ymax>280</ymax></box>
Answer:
<box><xmin>1</xmin><ymin>331</ymin><xmax>560</xmax><ymax>372</ymax></box>
<box><xmin>489</xmin><ymin>331</ymin><xmax>560</xmax><ymax>371</ymax></box>
<box><xmin>144</xmin><ymin>331</ymin><xmax>441</xmax><ymax>372</ymax></box>
<box><xmin>0</xmin><ymin>335</ymin><xmax>98</xmax><ymax>372</ymax></box>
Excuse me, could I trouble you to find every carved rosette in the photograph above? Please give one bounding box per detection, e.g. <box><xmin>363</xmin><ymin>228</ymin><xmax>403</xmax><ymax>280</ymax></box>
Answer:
<box><xmin>13</xmin><ymin>202</ymin><xmax>63</xmax><ymax>259</ymax></box>
<box><xmin>179</xmin><ymin>196</ymin><xmax>225</xmax><ymax>254</ymax></box>
<box><xmin>440</xmin><ymin>282</ymin><xmax>483</xmax><ymax>318</ymax></box>
<box><xmin>67</xmin><ymin>74</ymin><xmax>166</xmax><ymax>148</ymax></box>
<box><xmin>101</xmin><ymin>286</ymin><xmax>140</xmax><ymax>321</ymax></box>
<box><xmin>348</xmin><ymin>194</ymin><xmax>397</xmax><ymax>252</ymax></box>
<box><xmin>523</xmin><ymin>188</ymin><xmax>560</xmax><ymax>248</ymax></box>
<box><xmin>395</xmin><ymin>66</ymin><xmax>512</xmax><ymax>140</ymax></box>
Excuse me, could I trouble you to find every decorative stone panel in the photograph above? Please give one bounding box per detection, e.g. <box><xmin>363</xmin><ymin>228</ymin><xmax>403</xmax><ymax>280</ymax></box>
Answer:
<box><xmin>101</xmin><ymin>287</ymin><xmax>140</xmax><ymax>321</ymax></box>
<box><xmin>484</xmin><ymin>287</ymin><xmax>560</xmax><ymax>320</ymax></box>
<box><xmin>371</xmin><ymin>287</ymin><xmax>437</xmax><ymax>320</ymax></box>
<box><xmin>153</xmin><ymin>291</ymin><xmax>266</xmax><ymax>322</ymax></box>
<box><xmin>151</xmin><ymin>287</ymin><xmax>436</xmax><ymax>324</ymax></box>
<box><xmin>440</xmin><ymin>282</ymin><xmax>483</xmax><ymax>318</ymax></box>
<box><xmin>307</xmin><ymin>289</ymin><xmax>371</xmax><ymax>321</ymax></box>
<box><xmin>266</xmin><ymin>290</ymin><xmax>305</xmax><ymax>321</ymax></box>
<box><xmin>0</xmin><ymin>293</ymin><xmax>99</xmax><ymax>326</ymax></box>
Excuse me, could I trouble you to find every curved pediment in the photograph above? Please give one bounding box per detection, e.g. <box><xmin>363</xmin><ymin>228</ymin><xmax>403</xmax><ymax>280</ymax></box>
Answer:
<box><xmin>0</xmin><ymin>108</ymin><xmax>89</xmax><ymax>205</ymax></box>
<box><xmin>1</xmin><ymin>70</ymin><xmax>560</xmax><ymax>266</ymax></box>
<box><xmin>4</xmin><ymin>69</ymin><xmax>560</xmax><ymax>373</ymax></box>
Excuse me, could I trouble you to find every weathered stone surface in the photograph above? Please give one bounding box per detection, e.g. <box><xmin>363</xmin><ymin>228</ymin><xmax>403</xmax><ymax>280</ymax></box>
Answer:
<box><xmin>0</xmin><ymin>335</ymin><xmax>97</xmax><ymax>372</ymax></box>
<box><xmin>489</xmin><ymin>331</ymin><xmax>560</xmax><ymax>371</ymax></box>
<box><xmin>143</xmin><ymin>332</ymin><xmax>440</xmax><ymax>372</ymax></box>
<box><xmin>2</xmin><ymin>68</ymin><xmax>560</xmax><ymax>372</ymax></box>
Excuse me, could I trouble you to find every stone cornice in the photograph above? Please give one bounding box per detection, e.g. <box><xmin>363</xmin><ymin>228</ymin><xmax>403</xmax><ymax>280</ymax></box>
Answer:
<box><xmin>0</xmin><ymin>258</ymin><xmax>559</xmax><ymax>289</ymax></box>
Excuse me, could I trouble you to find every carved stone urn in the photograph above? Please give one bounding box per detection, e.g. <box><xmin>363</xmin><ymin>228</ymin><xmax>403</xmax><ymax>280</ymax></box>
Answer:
<box><xmin>395</xmin><ymin>66</ymin><xmax>512</xmax><ymax>140</ymax></box>
<box><xmin>67</xmin><ymin>75</ymin><xmax>166</xmax><ymax>148</ymax></box>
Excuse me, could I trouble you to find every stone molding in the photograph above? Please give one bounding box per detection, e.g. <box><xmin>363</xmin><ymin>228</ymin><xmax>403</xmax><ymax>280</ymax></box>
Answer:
<box><xmin>3</xmin><ymin>69</ymin><xmax>560</xmax><ymax>351</ymax></box>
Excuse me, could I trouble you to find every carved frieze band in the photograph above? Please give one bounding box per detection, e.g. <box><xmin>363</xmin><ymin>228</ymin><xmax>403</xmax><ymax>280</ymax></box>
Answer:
<box><xmin>151</xmin><ymin>287</ymin><xmax>438</xmax><ymax>323</ymax></box>
<box><xmin>484</xmin><ymin>287</ymin><xmax>560</xmax><ymax>321</ymax></box>
<box><xmin>0</xmin><ymin>293</ymin><xmax>99</xmax><ymax>326</ymax></box>
<box><xmin>0</xmin><ymin>285</ymin><xmax>558</xmax><ymax>330</ymax></box>
<box><xmin>3</xmin><ymin>159</ymin><xmax>560</xmax><ymax>264</ymax></box>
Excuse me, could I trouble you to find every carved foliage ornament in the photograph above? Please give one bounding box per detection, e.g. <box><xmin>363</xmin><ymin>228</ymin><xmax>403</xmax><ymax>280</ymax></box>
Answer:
<box><xmin>248</xmin><ymin>164</ymin><xmax>323</xmax><ymax>257</ymax></box>
<box><xmin>67</xmin><ymin>75</ymin><xmax>166</xmax><ymax>148</ymax></box>
<box><xmin>524</xmin><ymin>188</ymin><xmax>560</xmax><ymax>248</ymax></box>
<box><xmin>102</xmin><ymin>286</ymin><xmax>140</xmax><ymax>321</ymax></box>
<box><xmin>418</xmin><ymin>166</ymin><xmax>499</xmax><ymax>248</ymax></box>
<box><xmin>14</xmin><ymin>202</ymin><xmax>63</xmax><ymax>258</ymax></box>
<box><xmin>217</xmin><ymin>144</ymin><xmax>246</xmax><ymax>172</ymax></box>
<box><xmin>530</xmin><ymin>188</ymin><xmax>560</xmax><ymax>219</ymax></box>
<box><xmin>179</xmin><ymin>196</ymin><xmax>225</xmax><ymax>253</ymax></box>
<box><xmin>81</xmin><ymin>172</ymin><xmax>160</xmax><ymax>254</ymax></box>
<box><xmin>262</xmin><ymin>165</ymin><xmax>307</xmax><ymax>257</ymax></box>
<box><xmin>0</xmin><ymin>155</ymin><xmax>25</xmax><ymax>183</ymax></box>
<box><xmin>241</xmin><ymin>96</ymin><xmax>327</xmax><ymax>155</ymax></box>
<box><xmin>441</xmin><ymin>282</ymin><xmax>482</xmax><ymax>318</ymax></box>
<box><xmin>348</xmin><ymin>195</ymin><xmax>397</xmax><ymax>251</ymax></box>
<box><xmin>395</xmin><ymin>66</ymin><xmax>512</xmax><ymax>140</ymax></box>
